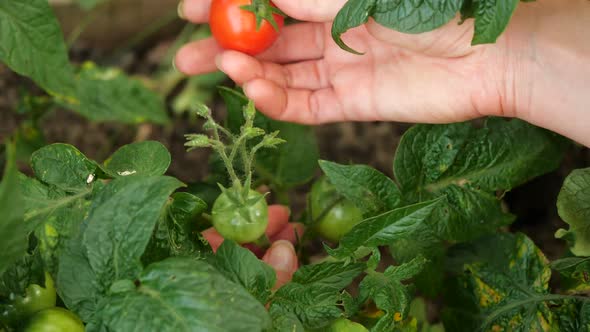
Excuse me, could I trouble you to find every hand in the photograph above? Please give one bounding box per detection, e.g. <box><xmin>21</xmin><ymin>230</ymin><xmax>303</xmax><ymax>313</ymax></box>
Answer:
<box><xmin>201</xmin><ymin>205</ymin><xmax>304</xmax><ymax>288</ymax></box>
<box><xmin>175</xmin><ymin>0</ymin><xmax>590</xmax><ymax>146</ymax></box>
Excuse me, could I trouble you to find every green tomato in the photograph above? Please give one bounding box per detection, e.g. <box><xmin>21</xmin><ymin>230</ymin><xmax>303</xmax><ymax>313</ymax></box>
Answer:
<box><xmin>329</xmin><ymin>318</ymin><xmax>369</xmax><ymax>332</ymax></box>
<box><xmin>310</xmin><ymin>177</ymin><xmax>363</xmax><ymax>243</ymax></box>
<box><xmin>23</xmin><ymin>307</ymin><xmax>84</xmax><ymax>332</ymax></box>
<box><xmin>1</xmin><ymin>272</ymin><xmax>56</xmax><ymax>325</ymax></box>
<box><xmin>211</xmin><ymin>188</ymin><xmax>268</xmax><ymax>244</ymax></box>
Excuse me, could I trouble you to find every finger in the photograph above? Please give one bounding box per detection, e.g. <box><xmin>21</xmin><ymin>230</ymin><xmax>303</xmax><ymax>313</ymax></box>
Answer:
<box><xmin>272</xmin><ymin>0</ymin><xmax>347</xmax><ymax>22</ymax></box>
<box><xmin>262</xmin><ymin>240</ymin><xmax>298</xmax><ymax>289</ymax></box>
<box><xmin>265</xmin><ymin>205</ymin><xmax>291</xmax><ymax>237</ymax></box>
<box><xmin>243</xmin><ymin>79</ymin><xmax>362</xmax><ymax>124</ymax></box>
<box><xmin>174</xmin><ymin>38</ymin><xmax>223</xmax><ymax>75</ymax></box>
<box><xmin>366</xmin><ymin>16</ymin><xmax>475</xmax><ymax>57</ymax></box>
<box><xmin>257</xmin><ymin>22</ymin><xmax>325</xmax><ymax>63</ymax></box>
<box><xmin>201</xmin><ymin>227</ymin><xmax>224</xmax><ymax>253</ymax></box>
<box><xmin>217</xmin><ymin>51</ymin><xmax>329</xmax><ymax>90</ymax></box>
<box><xmin>179</xmin><ymin>0</ymin><xmax>211</xmax><ymax>23</ymax></box>
<box><xmin>270</xmin><ymin>222</ymin><xmax>305</xmax><ymax>243</ymax></box>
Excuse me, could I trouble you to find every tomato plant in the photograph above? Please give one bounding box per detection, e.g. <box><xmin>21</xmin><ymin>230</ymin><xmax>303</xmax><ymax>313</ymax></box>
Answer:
<box><xmin>210</xmin><ymin>0</ymin><xmax>284</xmax><ymax>55</ymax></box>
<box><xmin>1</xmin><ymin>1</ymin><xmax>589</xmax><ymax>332</ymax></box>
<box><xmin>23</xmin><ymin>308</ymin><xmax>84</xmax><ymax>332</ymax></box>
<box><xmin>0</xmin><ymin>273</ymin><xmax>56</xmax><ymax>326</ymax></box>
<box><xmin>310</xmin><ymin>176</ymin><xmax>363</xmax><ymax>243</ymax></box>
<box><xmin>212</xmin><ymin>188</ymin><xmax>268</xmax><ymax>243</ymax></box>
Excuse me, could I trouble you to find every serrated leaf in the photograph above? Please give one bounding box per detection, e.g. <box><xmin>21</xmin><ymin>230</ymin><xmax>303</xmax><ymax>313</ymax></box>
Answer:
<box><xmin>0</xmin><ymin>0</ymin><xmax>76</xmax><ymax>97</ymax></box>
<box><xmin>58</xmin><ymin>176</ymin><xmax>183</xmax><ymax>321</ymax></box>
<box><xmin>270</xmin><ymin>262</ymin><xmax>364</xmax><ymax>329</ymax></box>
<box><xmin>394</xmin><ymin>119</ymin><xmax>566</xmax><ymax>243</ymax></box>
<box><xmin>66</xmin><ymin>63</ymin><xmax>168</xmax><ymax>124</ymax></box>
<box><xmin>444</xmin><ymin>233</ymin><xmax>558</xmax><ymax>331</ymax></box>
<box><xmin>327</xmin><ymin>199</ymin><xmax>443</xmax><ymax>259</ymax></box>
<box><xmin>0</xmin><ymin>143</ymin><xmax>27</xmax><ymax>276</ymax></box>
<box><xmin>96</xmin><ymin>258</ymin><xmax>271</xmax><ymax>332</ymax></box>
<box><xmin>211</xmin><ymin>240</ymin><xmax>276</xmax><ymax>304</ymax></box>
<box><xmin>83</xmin><ymin>176</ymin><xmax>183</xmax><ymax>285</ymax></box>
<box><xmin>358</xmin><ymin>257</ymin><xmax>428</xmax><ymax>330</ymax></box>
<box><xmin>31</xmin><ymin>144</ymin><xmax>97</xmax><ymax>192</ymax></box>
<box><xmin>472</xmin><ymin>0</ymin><xmax>519</xmax><ymax>44</ymax></box>
<box><xmin>373</xmin><ymin>0</ymin><xmax>463</xmax><ymax>34</ymax></box>
<box><xmin>103</xmin><ymin>141</ymin><xmax>171</xmax><ymax>178</ymax></box>
<box><xmin>555</xmin><ymin>168</ymin><xmax>590</xmax><ymax>256</ymax></box>
<box><xmin>331</xmin><ymin>0</ymin><xmax>375</xmax><ymax>54</ymax></box>
<box><xmin>319</xmin><ymin>161</ymin><xmax>401</xmax><ymax>215</ymax></box>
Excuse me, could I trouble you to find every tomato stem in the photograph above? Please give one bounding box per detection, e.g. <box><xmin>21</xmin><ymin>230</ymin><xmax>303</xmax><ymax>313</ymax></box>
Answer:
<box><xmin>241</xmin><ymin>0</ymin><xmax>285</xmax><ymax>32</ymax></box>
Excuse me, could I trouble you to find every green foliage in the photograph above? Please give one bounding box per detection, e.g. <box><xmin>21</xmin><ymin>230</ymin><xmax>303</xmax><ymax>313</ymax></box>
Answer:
<box><xmin>0</xmin><ymin>143</ymin><xmax>27</xmax><ymax>276</ymax></box>
<box><xmin>219</xmin><ymin>87</ymin><xmax>319</xmax><ymax>189</ymax></box>
<box><xmin>0</xmin><ymin>0</ymin><xmax>75</xmax><ymax>97</ymax></box>
<box><xmin>332</xmin><ymin>0</ymin><xmax>533</xmax><ymax>53</ymax></box>
<box><xmin>103</xmin><ymin>141</ymin><xmax>172</xmax><ymax>178</ymax></box>
<box><xmin>555</xmin><ymin>168</ymin><xmax>590</xmax><ymax>256</ymax></box>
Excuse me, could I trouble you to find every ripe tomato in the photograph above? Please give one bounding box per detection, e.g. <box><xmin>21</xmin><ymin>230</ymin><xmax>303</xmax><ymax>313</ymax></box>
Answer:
<box><xmin>310</xmin><ymin>177</ymin><xmax>364</xmax><ymax>243</ymax></box>
<box><xmin>23</xmin><ymin>307</ymin><xmax>84</xmax><ymax>332</ymax></box>
<box><xmin>211</xmin><ymin>188</ymin><xmax>269</xmax><ymax>244</ymax></box>
<box><xmin>209</xmin><ymin>0</ymin><xmax>284</xmax><ymax>55</ymax></box>
<box><xmin>0</xmin><ymin>272</ymin><xmax>56</xmax><ymax>326</ymax></box>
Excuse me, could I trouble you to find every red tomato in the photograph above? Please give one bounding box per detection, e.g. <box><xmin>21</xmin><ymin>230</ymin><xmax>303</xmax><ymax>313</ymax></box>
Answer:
<box><xmin>210</xmin><ymin>0</ymin><xmax>284</xmax><ymax>55</ymax></box>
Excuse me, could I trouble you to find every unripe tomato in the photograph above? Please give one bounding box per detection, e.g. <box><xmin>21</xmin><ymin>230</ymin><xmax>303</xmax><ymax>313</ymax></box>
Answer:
<box><xmin>23</xmin><ymin>307</ymin><xmax>84</xmax><ymax>332</ymax></box>
<box><xmin>212</xmin><ymin>189</ymin><xmax>268</xmax><ymax>243</ymax></box>
<box><xmin>209</xmin><ymin>0</ymin><xmax>284</xmax><ymax>55</ymax></box>
<box><xmin>329</xmin><ymin>318</ymin><xmax>369</xmax><ymax>332</ymax></box>
<box><xmin>0</xmin><ymin>272</ymin><xmax>56</xmax><ymax>325</ymax></box>
<box><xmin>310</xmin><ymin>177</ymin><xmax>364</xmax><ymax>243</ymax></box>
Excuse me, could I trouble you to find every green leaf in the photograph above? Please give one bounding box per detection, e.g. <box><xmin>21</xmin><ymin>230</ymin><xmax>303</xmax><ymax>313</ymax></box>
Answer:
<box><xmin>103</xmin><ymin>141</ymin><xmax>171</xmax><ymax>178</ymax></box>
<box><xmin>0</xmin><ymin>143</ymin><xmax>27</xmax><ymax>276</ymax></box>
<box><xmin>83</xmin><ymin>176</ymin><xmax>183</xmax><ymax>284</ymax></box>
<box><xmin>359</xmin><ymin>256</ymin><xmax>428</xmax><ymax>329</ymax></box>
<box><xmin>211</xmin><ymin>240</ymin><xmax>276</xmax><ymax>304</ymax></box>
<box><xmin>269</xmin><ymin>307</ymin><xmax>305</xmax><ymax>332</ymax></box>
<box><xmin>219</xmin><ymin>87</ymin><xmax>319</xmax><ymax>188</ymax></box>
<box><xmin>444</xmin><ymin>233</ymin><xmax>558</xmax><ymax>331</ymax></box>
<box><xmin>0</xmin><ymin>249</ymin><xmax>44</xmax><ymax>296</ymax></box>
<box><xmin>0</xmin><ymin>0</ymin><xmax>76</xmax><ymax>98</ymax></box>
<box><xmin>96</xmin><ymin>258</ymin><xmax>271</xmax><ymax>332</ymax></box>
<box><xmin>372</xmin><ymin>0</ymin><xmax>463</xmax><ymax>34</ymax></box>
<box><xmin>550</xmin><ymin>257</ymin><xmax>590</xmax><ymax>287</ymax></box>
<box><xmin>555</xmin><ymin>168</ymin><xmax>590</xmax><ymax>256</ymax></box>
<box><xmin>327</xmin><ymin>199</ymin><xmax>443</xmax><ymax>259</ymax></box>
<box><xmin>394</xmin><ymin>119</ymin><xmax>567</xmax><ymax>242</ymax></box>
<box><xmin>331</xmin><ymin>0</ymin><xmax>375</xmax><ymax>54</ymax></box>
<box><xmin>319</xmin><ymin>161</ymin><xmax>402</xmax><ymax>215</ymax></box>
<box><xmin>58</xmin><ymin>176</ymin><xmax>183</xmax><ymax>321</ymax></box>
<box><xmin>270</xmin><ymin>262</ymin><xmax>365</xmax><ymax>329</ymax></box>
<box><xmin>31</xmin><ymin>144</ymin><xmax>97</xmax><ymax>192</ymax></box>
<box><xmin>67</xmin><ymin>62</ymin><xmax>168</xmax><ymax>124</ymax></box>
<box><xmin>472</xmin><ymin>0</ymin><xmax>519</xmax><ymax>44</ymax></box>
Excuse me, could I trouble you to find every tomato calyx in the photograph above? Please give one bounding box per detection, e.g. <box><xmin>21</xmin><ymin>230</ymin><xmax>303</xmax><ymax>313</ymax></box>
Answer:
<box><xmin>240</xmin><ymin>0</ymin><xmax>285</xmax><ymax>32</ymax></box>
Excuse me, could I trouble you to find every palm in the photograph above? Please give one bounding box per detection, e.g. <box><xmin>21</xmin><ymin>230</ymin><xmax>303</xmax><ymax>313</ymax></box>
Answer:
<box><xmin>271</xmin><ymin>21</ymin><xmax>484</xmax><ymax>124</ymax></box>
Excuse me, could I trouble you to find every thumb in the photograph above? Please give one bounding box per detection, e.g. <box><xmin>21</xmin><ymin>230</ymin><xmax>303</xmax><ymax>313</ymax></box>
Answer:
<box><xmin>272</xmin><ymin>0</ymin><xmax>347</xmax><ymax>22</ymax></box>
<box><xmin>366</xmin><ymin>16</ymin><xmax>476</xmax><ymax>57</ymax></box>
<box><xmin>262</xmin><ymin>240</ymin><xmax>298</xmax><ymax>289</ymax></box>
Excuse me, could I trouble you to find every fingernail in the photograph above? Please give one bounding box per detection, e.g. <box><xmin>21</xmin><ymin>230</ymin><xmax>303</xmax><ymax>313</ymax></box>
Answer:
<box><xmin>177</xmin><ymin>1</ymin><xmax>185</xmax><ymax>19</ymax></box>
<box><xmin>266</xmin><ymin>240</ymin><xmax>296</xmax><ymax>271</ymax></box>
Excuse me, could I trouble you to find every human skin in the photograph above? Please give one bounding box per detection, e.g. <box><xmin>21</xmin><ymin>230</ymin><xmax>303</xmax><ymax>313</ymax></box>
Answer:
<box><xmin>202</xmin><ymin>205</ymin><xmax>303</xmax><ymax>288</ymax></box>
<box><xmin>175</xmin><ymin>0</ymin><xmax>590</xmax><ymax>146</ymax></box>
